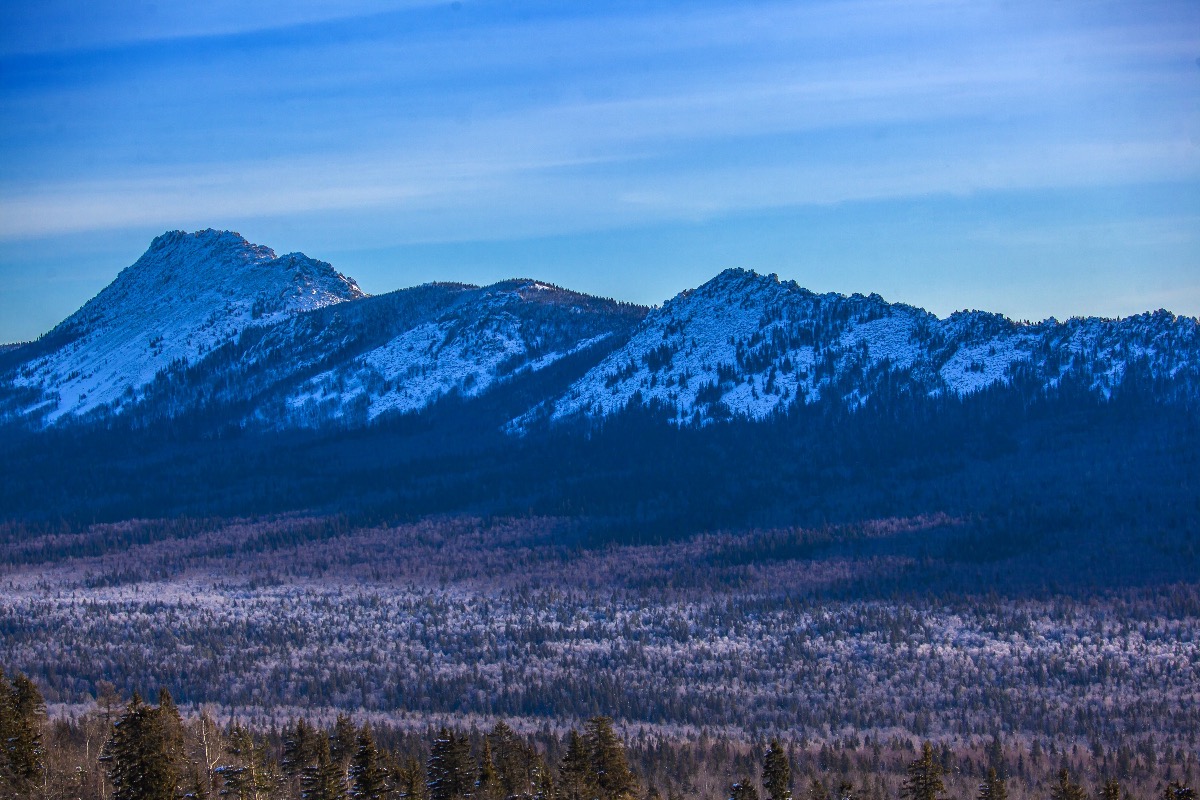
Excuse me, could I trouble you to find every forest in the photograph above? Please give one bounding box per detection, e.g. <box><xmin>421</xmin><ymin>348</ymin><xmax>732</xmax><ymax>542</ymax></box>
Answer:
<box><xmin>2</xmin><ymin>332</ymin><xmax>1197</xmax><ymax>800</ymax></box>
<box><xmin>2</xmin><ymin>670</ymin><xmax>1196</xmax><ymax>800</ymax></box>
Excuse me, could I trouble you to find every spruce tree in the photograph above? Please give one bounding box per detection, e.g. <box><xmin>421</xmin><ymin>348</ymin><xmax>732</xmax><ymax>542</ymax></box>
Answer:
<box><xmin>977</xmin><ymin>767</ymin><xmax>1007</xmax><ymax>800</ymax></box>
<box><xmin>1163</xmin><ymin>782</ymin><xmax>1196</xmax><ymax>800</ymax></box>
<box><xmin>395</xmin><ymin>756</ymin><xmax>427</xmax><ymax>800</ymax></box>
<box><xmin>762</xmin><ymin>740</ymin><xmax>791</xmax><ymax>800</ymax></box>
<box><xmin>730</xmin><ymin>780</ymin><xmax>760</xmax><ymax>800</ymax></box>
<box><xmin>302</xmin><ymin>737</ymin><xmax>348</xmax><ymax>800</ymax></box>
<box><xmin>584</xmin><ymin>717</ymin><xmax>638</xmax><ymax>800</ymax></box>
<box><xmin>349</xmin><ymin>723</ymin><xmax>389</xmax><ymax>800</ymax></box>
<box><xmin>476</xmin><ymin>739</ymin><xmax>499</xmax><ymax>800</ymax></box>
<box><xmin>285</xmin><ymin>719</ymin><xmax>323</xmax><ymax>780</ymax></box>
<box><xmin>806</xmin><ymin>779</ymin><xmax>829</xmax><ymax>800</ymax></box>
<box><xmin>332</xmin><ymin>715</ymin><xmax>359</xmax><ymax>766</ymax></box>
<box><xmin>220</xmin><ymin>723</ymin><xmax>276</xmax><ymax>800</ymax></box>
<box><xmin>559</xmin><ymin>730</ymin><xmax>595</xmax><ymax>800</ymax></box>
<box><xmin>900</xmin><ymin>743</ymin><xmax>945</xmax><ymax>800</ymax></box>
<box><xmin>1049</xmin><ymin>769</ymin><xmax>1085</xmax><ymax>800</ymax></box>
<box><xmin>428</xmin><ymin>728</ymin><xmax>474</xmax><ymax>800</ymax></box>
<box><xmin>103</xmin><ymin>692</ymin><xmax>180</xmax><ymax>800</ymax></box>
<box><xmin>0</xmin><ymin>670</ymin><xmax>44</xmax><ymax>800</ymax></box>
<box><xmin>1098</xmin><ymin>779</ymin><xmax>1121</xmax><ymax>800</ymax></box>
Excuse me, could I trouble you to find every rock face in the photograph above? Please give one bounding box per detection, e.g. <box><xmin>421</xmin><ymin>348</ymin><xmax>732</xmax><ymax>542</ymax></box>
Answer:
<box><xmin>2</xmin><ymin>236</ymin><xmax>1197</xmax><ymax>432</ymax></box>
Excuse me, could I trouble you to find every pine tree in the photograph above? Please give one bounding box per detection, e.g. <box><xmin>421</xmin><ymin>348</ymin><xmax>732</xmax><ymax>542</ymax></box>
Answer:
<box><xmin>762</xmin><ymin>740</ymin><xmax>791</xmax><ymax>800</ymax></box>
<box><xmin>806</xmin><ymin>779</ymin><xmax>829</xmax><ymax>800</ymax></box>
<box><xmin>977</xmin><ymin>767</ymin><xmax>1007</xmax><ymax>800</ymax></box>
<box><xmin>428</xmin><ymin>728</ymin><xmax>474</xmax><ymax>800</ymax></box>
<box><xmin>302</xmin><ymin>737</ymin><xmax>348</xmax><ymax>800</ymax></box>
<box><xmin>1049</xmin><ymin>769</ymin><xmax>1085</xmax><ymax>800</ymax></box>
<box><xmin>901</xmin><ymin>743</ymin><xmax>945</xmax><ymax>800</ymax></box>
<box><xmin>585</xmin><ymin>717</ymin><xmax>638</xmax><ymax>800</ymax></box>
<box><xmin>0</xmin><ymin>670</ymin><xmax>45</xmax><ymax>800</ymax></box>
<box><xmin>350</xmin><ymin>723</ymin><xmax>389</xmax><ymax>800</ymax></box>
<box><xmin>559</xmin><ymin>730</ymin><xmax>594</xmax><ymax>800</ymax></box>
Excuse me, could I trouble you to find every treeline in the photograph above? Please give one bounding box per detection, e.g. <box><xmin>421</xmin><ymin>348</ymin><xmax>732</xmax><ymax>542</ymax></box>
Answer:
<box><xmin>4</xmin><ymin>671</ymin><xmax>1197</xmax><ymax>800</ymax></box>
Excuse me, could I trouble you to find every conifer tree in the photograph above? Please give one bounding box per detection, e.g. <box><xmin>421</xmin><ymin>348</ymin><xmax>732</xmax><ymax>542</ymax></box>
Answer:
<box><xmin>585</xmin><ymin>717</ymin><xmax>638</xmax><ymax>800</ymax></box>
<box><xmin>559</xmin><ymin>730</ymin><xmax>594</xmax><ymax>800</ymax></box>
<box><xmin>0</xmin><ymin>670</ymin><xmax>45</xmax><ymax>800</ymax></box>
<box><xmin>762</xmin><ymin>740</ymin><xmax>791</xmax><ymax>800</ymax></box>
<box><xmin>220</xmin><ymin>723</ymin><xmax>275</xmax><ymax>800</ymax></box>
<box><xmin>476</xmin><ymin>738</ymin><xmax>500</xmax><ymax>800</ymax></box>
<box><xmin>901</xmin><ymin>743</ymin><xmax>945</xmax><ymax>800</ymax></box>
<box><xmin>978</xmin><ymin>767</ymin><xmax>1007</xmax><ymax>800</ymax></box>
<box><xmin>395</xmin><ymin>756</ymin><xmax>427</xmax><ymax>800</ymax></box>
<box><xmin>303</xmin><ymin>737</ymin><xmax>348</xmax><ymax>800</ymax></box>
<box><xmin>157</xmin><ymin>688</ymin><xmax>188</xmax><ymax>787</ymax></box>
<box><xmin>731</xmin><ymin>779</ymin><xmax>760</xmax><ymax>800</ymax></box>
<box><xmin>1098</xmin><ymin>779</ymin><xmax>1121</xmax><ymax>800</ymax></box>
<box><xmin>284</xmin><ymin>719</ymin><xmax>323</xmax><ymax>781</ymax></box>
<box><xmin>428</xmin><ymin>728</ymin><xmax>474</xmax><ymax>800</ymax></box>
<box><xmin>806</xmin><ymin>778</ymin><xmax>829</xmax><ymax>800</ymax></box>
<box><xmin>1049</xmin><ymin>769</ymin><xmax>1085</xmax><ymax>800</ymax></box>
<box><xmin>1162</xmin><ymin>782</ymin><xmax>1196</xmax><ymax>800</ymax></box>
<box><xmin>103</xmin><ymin>692</ymin><xmax>180</xmax><ymax>800</ymax></box>
<box><xmin>350</xmin><ymin>723</ymin><xmax>389</xmax><ymax>800</ymax></box>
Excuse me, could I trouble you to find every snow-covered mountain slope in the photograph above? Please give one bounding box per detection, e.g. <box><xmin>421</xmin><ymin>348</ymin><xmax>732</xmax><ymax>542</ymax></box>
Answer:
<box><xmin>2</xmin><ymin>230</ymin><xmax>364</xmax><ymax>423</ymax></box>
<box><xmin>258</xmin><ymin>279</ymin><xmax>644</xmax><ymax>427</ymax></box>
<box><xmin>524</xmin><ymin>269</ymin><xmax>1200</xmax><ymax>428</ymax></box>
<box><xmin>4</xmin><ymin>238</ymin><xmax>1197</xmax><ymax>434</ymax></box>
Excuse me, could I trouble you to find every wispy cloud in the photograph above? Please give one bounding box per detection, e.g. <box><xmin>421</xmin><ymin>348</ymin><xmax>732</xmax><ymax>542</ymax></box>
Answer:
<box><xmin>0</xmin><ymin>0</ymin><xmax>1197</xmax><ymax>339</ymax></box>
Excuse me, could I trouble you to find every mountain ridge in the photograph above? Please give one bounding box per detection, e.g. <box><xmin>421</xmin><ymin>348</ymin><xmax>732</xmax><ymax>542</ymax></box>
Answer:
<box><xmin>2</xmin><ymin>231</ymin><xmax>1197</xmax><ymax>432</ymax></box>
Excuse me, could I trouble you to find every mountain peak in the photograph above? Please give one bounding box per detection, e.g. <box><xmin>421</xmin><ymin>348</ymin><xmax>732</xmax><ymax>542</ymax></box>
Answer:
<box><xmin>7</xmin><ymin>230</ymin><xmax>366</xmax><ymax>423</ymax></box>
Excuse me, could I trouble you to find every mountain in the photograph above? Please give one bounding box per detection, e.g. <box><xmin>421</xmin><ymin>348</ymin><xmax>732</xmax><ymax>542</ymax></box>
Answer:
<box><xmin>2</xmin><ymin>234</ymin><xmax>1198</xmax><ymax>435</ymax></box>
<box><xmin>0</xmin><ymin>230</ymin><xmax>364</xmax><ymax>425</ymax></box>
<box><xmin>521</xmin><ymin>268</ymin><xmax>1200</xmax><ymax>429</ymax></box>
<box><xmin>0</xmin><ymin>231</ymin><xmax>647</xmax><ymax>429</ymax></box>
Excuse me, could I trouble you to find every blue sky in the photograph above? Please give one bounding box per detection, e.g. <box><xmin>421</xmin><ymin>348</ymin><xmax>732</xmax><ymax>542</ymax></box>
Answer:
<box><xmin>1</xmin><ymin>0</ymin><xmax>1197</xmax><ymax>343</ymax></box>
